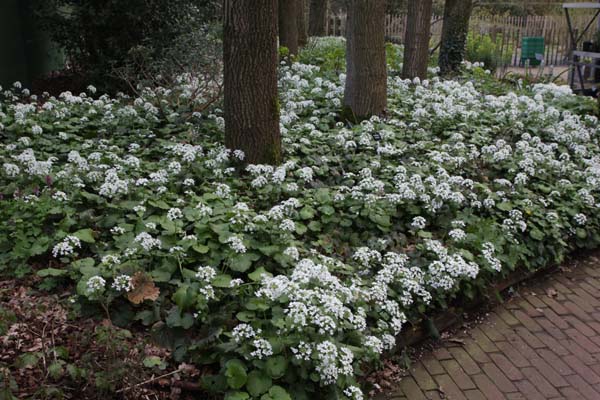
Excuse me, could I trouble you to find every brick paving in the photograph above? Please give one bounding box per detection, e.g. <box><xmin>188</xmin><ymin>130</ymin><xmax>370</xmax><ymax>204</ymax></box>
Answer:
<box><xmin>383</xmin><ymin>252</ymin><xmax>600</xmax><ymax>400</ymax></box>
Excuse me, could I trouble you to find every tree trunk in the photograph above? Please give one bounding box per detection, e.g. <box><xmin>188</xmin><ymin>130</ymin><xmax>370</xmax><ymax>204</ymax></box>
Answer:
<box><xmin>308</xmin><ymin>0</ymin><xmax>327</xmax><ymax>36</ymax></box>
<box><xmin>223</xmin><ymin>0</ymin><xmax>282</xmax><ymax>165</ymax></box>
<box><xmin>439</xmin><ymin>0</ymin><xmax>473</xmax><ymax>75</ymax></box>
<box><xmin>343</xmin><ymin>0</ymin><xmax>387</xmax><ymax>119</ymax></box>
<box><xmin>297</xmin><ymin>0</ymin><xmax>308</xmax><ymax>47</ymax></box>
<box><xmin>402</xmin><ymin>0</ymin><xmax>433</xmax><ymax>80</ymax></box>
<box><xmin>279</xmin><ymin>0</ymin><xmax>299</xmax><ymax>56</ymax></box>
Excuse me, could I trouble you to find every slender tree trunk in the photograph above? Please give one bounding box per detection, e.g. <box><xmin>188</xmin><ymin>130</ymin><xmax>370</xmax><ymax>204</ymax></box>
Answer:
<box><xmin>279</xmin><ymin>0</ymin><xmax>299</xmax><ymax>56</ymax></box>
<box><xmin>439</xmin><ymin>0</ymin><xmax>473</xmax><ymax>75</ymax></box>
<box><xmin>223</xmin><ymin>0</ymin><xmax>281</xmax><ymax>165</ymax></box>
<box><xmin>343</xmin><ymin>0</ymin><xmax>387</xmax><ymax>119</ymax></box>
<box><xmin>297</xmin><ymin>0</ymin><xmax>308</xmax><ymax>47</ymax></box>
<box><xmin>402</xmin><ymin>0</ymin><xmax>433</xmax><ymax>80</ymax></box>
<box><xmin>308</xmin><ymin>0</ymin><xmax>327</xmax><ymax>36</ymax></box>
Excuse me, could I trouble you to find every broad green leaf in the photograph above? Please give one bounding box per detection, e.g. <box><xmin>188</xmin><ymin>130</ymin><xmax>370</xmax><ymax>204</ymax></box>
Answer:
<box><xmin>225</xmin><ymin>359</ymin><xmax>247</xmax><ymax>389</ymax></box>
<box><xmin>73</xmin><ymin>228</ymin><xmax>95</xmax><ymax>243</ymax></box>
<box><xmin>246</xmin><ymin>371</ymin><xmax>272</xmax><ymax>397</ymax></box>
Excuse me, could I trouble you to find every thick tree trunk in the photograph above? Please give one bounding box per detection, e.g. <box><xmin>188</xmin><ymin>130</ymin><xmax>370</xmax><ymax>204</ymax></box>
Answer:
<box><xmin>439</xmin><ymin>0</ymin><xmax>473</xmax><ymax>75</ymax></box>
<box><xmin>223</xmin><ymin>0</ymin><xmax>282</xmax><ymax>165</ymax></box>
<box><xmin>297</xmin><ymin>0</ymin><xmax>308</xmax><ymax>47</ymax></box>
<box><xmin>308</xmin><ymin>0</ymin><xmax>327</xmax><ymax>36</ymax></box>
<box><xmin>278</xmin><ymin>0</ymin><xmax>299</xmax><ymax>56</ymax></box>
<box><xmin>402</xmin><ymin>0</ymin><xmax>433</xmax><ymax>80</ymax></box>
<box><xmin>343</xmin><ymin>0</ymin><xmax>387</xmax><ymax>119</ymax></box>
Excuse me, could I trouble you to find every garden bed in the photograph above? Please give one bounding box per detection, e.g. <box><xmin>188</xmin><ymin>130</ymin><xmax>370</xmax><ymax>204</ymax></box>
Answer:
<box><xmin>1</xmin><ymin>39</ymin><xmax>600</xmax><ymax>399</ymax></box>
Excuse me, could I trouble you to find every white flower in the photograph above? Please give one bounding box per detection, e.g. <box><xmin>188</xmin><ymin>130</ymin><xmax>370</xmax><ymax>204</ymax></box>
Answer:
<box><xmin>232</xmin><ymin>324</ymin><xmax>257</xmax><ymax>343</ymax></box>
<box><xmin>195</xmin><ymin>266</ymin><xmax>216</xmax><ymax>282</ymax></box>
<box><xmin>86</xmin><ymin>276</ymin><xmax>106</xmax><ymax>294</ymax></box>
<box><xmin>343</xmin><ymin>386</ymin><xmax>364</xmax><ymax>400</ymax></box>
<box><xmin>574</xmin><ymin>213</ymin><xmax>587</xmax><ymax>226</ymax></box>
<box><xmin>411</xmin><ymin>216</ymin><xmax>426</xmax><ymax>230</ymax></box>
<box><xmin>448</xmin><ymin>228</ymin><xmax>466</xmax><ymax>241</ymax></box>
<box><xmin>52</xmin><ymin>191</ymin><xmax>68</xmax><ymax>201</ymax></box>
<box><xmin>279</xmin><ymin>219</ymin><xmax>296</xmax><ymax>232</ymax></box>
<box><xmin>249</xmin><ymin>338</ymin><xmax>273</xmax><ymax>359</ymax></box>
<box><xmin>52</xmin><ymin>236</ymin><xmax>82</xmax><ymax>258</ymax></box>
<box><xmin>134</xmin><ymin>232</ymin><xmax>161</xmax><ymax>251</ymax></box>
<box><xmin>283</xmin><ymin>246</ymin><xmax>300</xmax><ymax>260</ymax></box>
<box><xmin>111</xmin><ymin>275</ymin><xmax>132</xmax><ymax>292</ymax></box>
<box><xmin>226</xmin><ymin>236</ymin><xmax>246</xmax><ymax>253</ymax></box>
<box><xmin>167</xmin><ymin>207</ymin><xmax>183</xmax><ymax>221</ymax></box>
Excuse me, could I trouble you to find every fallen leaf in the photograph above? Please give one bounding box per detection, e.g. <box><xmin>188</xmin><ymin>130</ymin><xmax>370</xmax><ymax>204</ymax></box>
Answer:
<box><xmin>546</xmin><ymin>288</ymin><xmax>558</xmax><ymax>298</ymax></box>
<box><xmin>127</xmin><ymin>272</ymin><xmax>160</xmax><ymax>304</ymax></box>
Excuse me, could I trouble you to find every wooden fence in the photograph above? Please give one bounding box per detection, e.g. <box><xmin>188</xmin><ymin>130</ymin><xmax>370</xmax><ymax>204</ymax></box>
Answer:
<box><xmin>326</xmin><ymin>13</ymin><xmax>599</xmax><ymax>67</ymax></box>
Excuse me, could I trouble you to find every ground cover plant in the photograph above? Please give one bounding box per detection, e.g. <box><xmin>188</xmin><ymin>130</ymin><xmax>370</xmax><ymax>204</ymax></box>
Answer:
<box><xmin>1</xmin><ymin>38</ymin><xmax>599</xmax><ymax>399</ymax></box>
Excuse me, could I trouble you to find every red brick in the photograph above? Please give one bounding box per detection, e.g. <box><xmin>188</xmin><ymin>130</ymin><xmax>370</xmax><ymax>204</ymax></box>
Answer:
<box><xmin>565</xmin><ymin>374</ymin><xmax>600</xmax><ymax>400</ymax></box>
<box><xmin>462</xmin><ymin>339</ymin><xmax>491</xmax><ymax>364</ymax></box>
<box><xmin>441</xmin><ymin>360</ymin><xmax>475</xmax><ymax>390</ymax></box>
<box><xmin>472</xmin><ymin>374</ymin><xmax>505</xmax><ymax>400</ymax></box>
<box><xmin>529</xmin><ymin>356</ymin><xmax>570</xmax><ymax>388</ymax></box>
<box><xmin>536</xmin><ymin>348</ymin><xmax>574</xmax><ymax>376</ymax></box>
<box><xmin>422</xmin><ymin>357</ymin><xmax>446</xmax><ymax>376</ymax></box>
<box><xmin>514</xmin><ymin>380</ymin><xmax>546</xmax><ymax>400</ymax></box>
<box><xmin>563</xmin><ymin>354</ymin><xmax>600</xmax><ymax>384</ymax></box>
<box><xmin>564</xmin><ymin>328</ymin><xmax>600</xmax><ymax>352</ymax></box>
<box><xmin>542</xmin><ymin>307</ymin><xmax>569</xmax><ymax>329</ymax></box>
<box><xmin>433</xmin><ymin>374</ymin><xmax>467</xmax><ymax>400</ymax></box>
<box><xmin>411</xmin><ymin>362</ymin><xmax>439</xmax><ymax>391</ymax></box>
<box><xmin>433</xmin><ymin>347</ymin><xmax>453</xmax><ymax>361</ymax></box>
<box><xmin>525</xmin><ymin>293</ymin><xmax>547</xmax><ymax>309</ymax></box>
<box><xmin>489</xmin><ymin>353</ymin><xmax>523</xmax><ymax>380</ymax></box>
<box><xmin>496</xmin><ymin>308</ymin><xmax>520</xmax><ymax>326</ymax></box>
<box><xmin>564</xmin><ymin>316</ymin><xmax>598</xmax><ymax>337</ymax></box>
<box><xmin>521</xmin><ymin>367</ymin><xmax>560</xmax><ymax>398</ymax></box>
<box><xmin>564</xmin><ymin>301</ymin><xmax>593</xmax><ymax>321</ymax></box>
<box><xmin>448</xmin><ymin>347</ymin><xmax>480</xmax><ymax>375</ymax></box>
<box><xmin>534</xmin><ymin>332</ymin><xmax>570</xmax><ymax>356</ymax></box>
<box><xmin>469</xmin><ymin>327</ymin><xmax>499</xmax><ymax>353</ymax></box>
<box><xmin>514</xmin><ymin>326</ymin><xmax>546</xmax><ymax>349</ymax></box>
<box><xmin>463</xmin><ymin>389</ymin><xmax>486</xmax><ymax>400</ymax></box>
<box><xmin>536</xmin><ymin>317</ymin><xmax>567</xmax><ymax>340</ymax></box>
<box><xmin>513</xmin><ymin>310</ymin><xmax>543</xmax><ymax>332</ymax></box>
<box><xmin>496</xmin><ymin>340</ymin><xmax>532</xmax><ymax>368</ymax></box>
<box><xmin>560</xmin><ymin>339</ymin><xmax>598</xmax><ymax>365</ymax></box>
<box><xmin>540</xmin><ymin>296</ymin><xmax>570</xmax><ymax>315</ymax></box>
<box><xmin>399</xmin><ymin>376</ymin><xmax>427</xmax><ymax>400</ymax></box>
<box><xmin>481</xmin><ymin>363</ymin><xmax>517</xmax><ymax>393</ymax></box>
<box><xmin>560</xmin><ymin>387</ymin><xmax>585</xmax><ymax>400</ymax></box>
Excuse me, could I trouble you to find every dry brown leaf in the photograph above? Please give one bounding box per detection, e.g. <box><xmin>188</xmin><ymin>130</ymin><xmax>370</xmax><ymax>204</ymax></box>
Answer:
<box><xmin>546</xmin><ymin>288</ymin><xmax>558</xmax><ymax>298</ymax></box>
<box><xmin>127</xmin><ymin>272</ymin><xmax>160</xmax><ymax>304</ymax></box>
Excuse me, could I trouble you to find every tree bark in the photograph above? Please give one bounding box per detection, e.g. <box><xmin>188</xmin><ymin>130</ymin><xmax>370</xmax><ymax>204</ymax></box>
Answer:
<box><xmin>278</xmin><ymin>0</ymin><xmax>299</xmax><ymax>56</ymax></box>
<box><xmin>308</xmin><ymin>0</ymin><xmax>327</xmax><ymax>36</ymax></box>
<box><xmin>343</xmin><ymin>0</ymin><xmax>387</xmax><ymax>119</ymax></box>
<box><xmin>297</xmin><ymin>0</ymin><xmax>308</xmax><ymax>47</ymax></box>
<box><xmin>223</xmin><ymin>0</ymin><xmax>282</xmax><ymax>165</ymax></box>
<box><xmin>438</xmin><ymin>0</ymin><xmax>473</xmax><ymax>75</ymax></box>
<box><xmin>402</xmin><ymin>0</ymin><xmax>433</xmax><ymax>80</ymax></box>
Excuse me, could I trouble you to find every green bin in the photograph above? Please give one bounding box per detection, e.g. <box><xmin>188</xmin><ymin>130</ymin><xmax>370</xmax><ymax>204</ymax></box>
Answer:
<box><xmin>521</xmin><ymin>36</ymin><xmax>545</xmax><ymax>66</ymax></box>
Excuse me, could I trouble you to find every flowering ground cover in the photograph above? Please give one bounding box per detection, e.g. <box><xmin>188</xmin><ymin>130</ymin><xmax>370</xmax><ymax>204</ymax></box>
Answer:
<box><xmin>1</xmin><ymin>39</ymin><xmax>599</xmax><ymax>399</ymax></box>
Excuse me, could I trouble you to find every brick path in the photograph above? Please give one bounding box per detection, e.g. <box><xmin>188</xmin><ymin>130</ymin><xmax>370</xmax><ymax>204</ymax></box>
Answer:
<box><xmin>384</xmin><ymin>252</ymin><xmax>600</xmax><ymax>400</ymax></box>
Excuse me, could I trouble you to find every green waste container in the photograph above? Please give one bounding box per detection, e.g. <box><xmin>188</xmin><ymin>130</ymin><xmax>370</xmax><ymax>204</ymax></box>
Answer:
<box><xmin>521</xmin><ymin>37</ymin><xmax>545</xmax><ymax>66</ymax></box>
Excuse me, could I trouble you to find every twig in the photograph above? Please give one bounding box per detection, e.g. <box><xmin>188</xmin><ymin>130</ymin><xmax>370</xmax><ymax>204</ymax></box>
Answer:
<box><xmin>116</xmin><ymin>368</ymin><xmax>182</xmax><ymax>393</ymax></box>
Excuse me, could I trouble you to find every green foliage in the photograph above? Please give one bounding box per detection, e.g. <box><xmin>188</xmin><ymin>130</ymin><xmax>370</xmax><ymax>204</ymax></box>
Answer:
<box><xmin>30</xmin><ymin>0</ymin><xmax>218</xmax><ymax>91</ymax></box>
<box><xmin>465</xmin><ymin>32</ymin><xmax>513</xmax><ymax>72</ymax></box>
<box><xmin>2</xmin><ymin>38</ymin><xmax>600</xmax><ymax>398</ymax></box>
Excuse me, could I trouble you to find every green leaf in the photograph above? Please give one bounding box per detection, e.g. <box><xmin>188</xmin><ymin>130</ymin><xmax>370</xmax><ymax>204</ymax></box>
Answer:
<box><xmin>299</xmin><ymin>206</ymin><xmax>315</xmax><ymax>220</ymax></box>
<box><xmin>530</xmin><ymin>229</ymin><xmax>544</xmax><ymax>241</ymax></box>
<box><xmin>249</xmin><ymin>267</ymin><xmax>272</xmax><ymax>282</ymax></box>
<box><xmin>261</xmin><ymin>386</ymin><xmax>292</xmax><ymax>400</ymax></box>
<box><xmin>142</xmin><ymin>356</ymin><xmax>164</xmax><ymax>369</ymax></box>
<box><xmin>213</xmin><ymin>274</ymin><xmax>232</xmax><ymax>288</ymax></box>
<box><xmin>225</xmin><ymin>359</ymin><xmax>247</xmax><ymax>389</ymax></box>
<box><xmin>229</xmin><ymin>252</ymin><xmax>260</xmax><ymax>272</ymax></box>
<box><xmin>496</xmin><ymin>202</ymin><xmax>513</xmax><ymax>211</ymax></box>
<box><xmin>173</xmin><ymin>285</ymin><xmax>196</xmax><ymax>310</ymax></box>
<box><xmin>192</xmin><ymin>243</ymin><xmax>210</xmax><ymax>254</ymax></box>
<box><xmin>225</xmin><ymin>392</ymin><xmax>250</xmax><ymax>400</ymax></box>
<box><xmin>265</xmin><ymin>355</ymin><xmax>288</xmax><ymax>379</ymax></box>
<box><xmin>73</xmin><ymin>228</ymin><xmax>95</xmax><ymax>243</ymax></box>
<box><xmin>37</xmin><ymin>268</ymin><xmax>67</xmax><ymax>277</ymax></box>
<box><xmin>166</xmin><ymin>308</ymin><xmax>195</xmax><ymax>329</ymax></box>
<box><xmin>246</xmin><ymin>370</ymin><xmax>272</xmax><ymax>397</ymax></box>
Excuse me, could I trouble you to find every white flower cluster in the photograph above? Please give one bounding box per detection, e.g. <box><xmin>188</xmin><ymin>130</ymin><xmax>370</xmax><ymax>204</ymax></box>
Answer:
<box><xmin>52</xmin><ymin>236</ymin><xmax>82</xmax><ymax>258</ymax></box>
